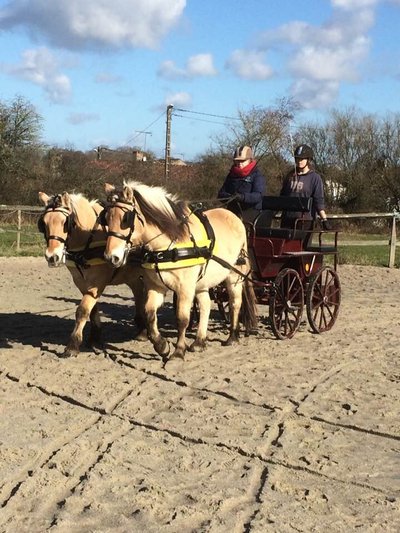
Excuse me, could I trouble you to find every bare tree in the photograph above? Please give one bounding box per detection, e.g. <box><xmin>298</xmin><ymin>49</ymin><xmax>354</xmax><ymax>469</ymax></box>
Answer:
<box><xmin>213</xmin><ymin>97</ymin><xmax>300</xmax><ymax>161</ymax></box>
<box><xmin>0</xmin><ymin>95</ymin><xmax>43</xmax><ymax>149</ymax></box>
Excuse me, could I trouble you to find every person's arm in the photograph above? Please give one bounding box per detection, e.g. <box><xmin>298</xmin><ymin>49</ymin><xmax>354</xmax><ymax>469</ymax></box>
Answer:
<box><xmin>312</xmin><ymin>174</ymin><xmax>326</xmax><ymax>217</ymax></box>
<box><xmin>312</xmin><ymin>174</ymin><xmax>330</xmax><ymax>226</ymax></box>
<box><xmin>241</xmin><ymin>168</ymin><xmax>266</xmax><ymax>206</ymax></box>
<box><xmin>319</xmin><ymin>208</ymin><xmax>328</xmax><ymax>221</ymax></box>
<box><xmin>217</xmin><ymin>176</ymin><xmax>231</xmax><ymax>199</ymax></box>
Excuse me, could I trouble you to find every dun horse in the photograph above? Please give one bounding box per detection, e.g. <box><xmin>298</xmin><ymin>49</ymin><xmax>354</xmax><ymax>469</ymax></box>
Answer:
<box><xmin>38</xmin><ymin>191</ymin><xmax>145</xmax><ymax>357</ymax></box>
<box><xmin>103</xmin><ymin>181</ymin><xmax>258</xmax><ymax>361</ymax></box>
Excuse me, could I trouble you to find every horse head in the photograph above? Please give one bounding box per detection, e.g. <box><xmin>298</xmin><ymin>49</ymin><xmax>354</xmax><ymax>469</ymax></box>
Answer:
<box><xmin>103</xmin><ymin>181</ymin><xmax>189</xmax><ymax>268</ymax></box>
<box><xmin>38</xmin><ymin>191</ymin><xmax>74</xmax><ymax>266</ymax></box>
<box><xmin>103</xmin><ymin>183</ymin><xmax>142</xmax><ymax>268</ymax></box>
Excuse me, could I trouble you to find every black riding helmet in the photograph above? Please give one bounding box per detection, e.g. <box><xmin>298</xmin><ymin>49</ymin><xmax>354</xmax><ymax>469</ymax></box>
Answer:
<box><xmin>294</xmin><ymin>144</ymin><xmax>314</xmax><ymax>160</ymax></box>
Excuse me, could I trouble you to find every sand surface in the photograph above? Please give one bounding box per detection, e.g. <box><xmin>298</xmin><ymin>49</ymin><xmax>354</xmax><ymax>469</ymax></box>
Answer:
<box><xmin>0</xmin><ymin>257</ymin><xmax>399</xmax><ymax>532</ymax></box>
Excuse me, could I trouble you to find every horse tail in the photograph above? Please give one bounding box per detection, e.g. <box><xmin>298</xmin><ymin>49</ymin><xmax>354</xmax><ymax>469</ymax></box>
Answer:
<box><xmin>241</xmin><ymin>275</ymin><xmax>258</xmax><ymax>333</ymax></box>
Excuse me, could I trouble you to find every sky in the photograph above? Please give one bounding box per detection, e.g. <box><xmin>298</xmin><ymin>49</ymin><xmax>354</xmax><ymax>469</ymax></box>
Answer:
<box><xmin>1</xmin><ymin>0</ymin><xmax>400</xmax><ymax>161</ymax></box>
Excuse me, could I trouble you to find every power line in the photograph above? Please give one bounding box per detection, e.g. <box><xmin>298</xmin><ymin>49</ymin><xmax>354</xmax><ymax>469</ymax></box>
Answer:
<box><xmin>172</xmin><ymin>113</ymin><xmax>228</xmax><ymax>126</ymax></box>
<box><xmin>125</xmin><ymin>110</ymin><xmax>165</xmax><ymax>145</ymax></box>
<box><xmin>174</xmin><ymin>108</ymin><xmax>240</xmax><ymax>121</ymax></box>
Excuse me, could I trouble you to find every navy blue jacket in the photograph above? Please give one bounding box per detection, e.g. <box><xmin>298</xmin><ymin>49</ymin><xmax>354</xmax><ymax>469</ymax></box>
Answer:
<box><xmin>218</xmin><ymin>165</ymin><xmax>266</xmax><ymax>211</ymax></box>
<box><xmin>280</xmin><ymin>169</ymin><xmax>325</xmax><ymax>222</ymax></box>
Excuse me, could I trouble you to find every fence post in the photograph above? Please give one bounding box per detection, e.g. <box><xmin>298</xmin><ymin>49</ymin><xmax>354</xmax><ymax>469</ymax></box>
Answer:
<box><xmin>388</xmin><ymin>215</ymin><xmax>397</xmax><ymax>268</ymax></box>
<box><xmin>16</xmin><ymin>209</ymin><xmax>22</xmax><ymax>252</ymax></box>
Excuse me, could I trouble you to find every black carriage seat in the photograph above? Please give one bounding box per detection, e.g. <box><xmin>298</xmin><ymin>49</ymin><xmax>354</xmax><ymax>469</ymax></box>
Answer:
<box><xmin>254</xmin><ymin>196</ymin><xmax>312</xmax><ymax>241</ymax></box>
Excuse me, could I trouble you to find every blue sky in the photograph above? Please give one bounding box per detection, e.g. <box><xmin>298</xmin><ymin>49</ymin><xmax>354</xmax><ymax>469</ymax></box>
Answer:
<box><xmin>0</xmin><ymin>0</ymin><xmax>400</xmax><ymax>161</ymax></box>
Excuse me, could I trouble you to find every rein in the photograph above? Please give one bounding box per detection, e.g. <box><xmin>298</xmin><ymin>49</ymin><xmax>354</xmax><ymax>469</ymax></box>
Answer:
<box><xmin>106</xmin><ymin>198</ymin><xmax>250</xmax><ymax>280</ymax></box>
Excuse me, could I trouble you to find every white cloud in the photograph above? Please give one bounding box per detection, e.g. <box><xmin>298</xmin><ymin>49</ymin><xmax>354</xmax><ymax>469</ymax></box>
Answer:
<box><xmin>255</xmin><ymin>0</ymin><xmax>377</xmax><ymax>109</ymax></box>
<box><xmin>158</xmin><ymin>53</ymin><xmax>217</xmax><ymax>80</ymax></box>
<box><xmin>165</xmin><ymin>91</ymin><xmax>192</xmax><ymax>108</ymax></box>
<box><xmin>186</xmin><ymin>54</ymin><xmax>217</xmax><ymax>76</ymax></box>
<box><xmin>290</xmin><ymin>79</ymin><xmax>340</xmax><ymax>109</ymax></box>
<box><xmin>226</xmin><ymin>49</ymin><xmax>273</xmax><ymax>80</ymax></box>
<box><xmin>158</xmin><ymin>60</ymin><xmax>186</xmax><ymax>79</ymax></box>
<box><xmin>6</xmin><ymin>47</ymin><xmax>72</xmax><ymax>103</ymax></box>
<box><xmin>331</xmin><ymin>0</ymin><xmax>379</xmax><ymax>9</ymax></box>
<box><xmin>289</xmin><ymin>37</ymin><xmax>370</xmax><ymax>82</ymax></box>
<box><xmin>0</xmin><ymin>0</ymin><xmax>186</xmax><ymax>50</ymax></box>
<box><xmin>68</xmin><ymin>112</ymin><xmax>100</xmax><ymax>125</ymax></box>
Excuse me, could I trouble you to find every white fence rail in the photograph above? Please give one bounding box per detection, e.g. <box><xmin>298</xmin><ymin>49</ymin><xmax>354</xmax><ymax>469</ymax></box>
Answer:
<box><xmin>0</xmin><ymin>205</ymin><xmax>399</xmax><ymax>267</ymax></box>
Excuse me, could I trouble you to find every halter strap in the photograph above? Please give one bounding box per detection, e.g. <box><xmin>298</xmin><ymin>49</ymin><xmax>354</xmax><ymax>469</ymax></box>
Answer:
<box><xmin>39</xmin><ymin>206</ymin><xmax>72</xmax><ymax>244</ymax></box>
<box><xmin>105</xmin><ymin>201</ymin><xmax>143</xmax><ymax>243</ymax></box>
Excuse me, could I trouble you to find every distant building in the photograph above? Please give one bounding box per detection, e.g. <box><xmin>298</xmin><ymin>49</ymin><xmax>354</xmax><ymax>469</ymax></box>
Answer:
<box><xmin>132</xmin><ymin>150</ymin><xmax>147</xmax><ymax>162</ymax></box>
<box><xmin>171</xmin><ymin>158</ymin><xmax>186</xmax><ymax>166</ymax></box>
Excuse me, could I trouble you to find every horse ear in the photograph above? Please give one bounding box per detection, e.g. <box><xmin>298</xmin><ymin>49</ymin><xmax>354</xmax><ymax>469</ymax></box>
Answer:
<box><xmin>38</xmin><ymin>192</ymin><xmax>49</xmax><ymax>205</ymax></box>
<box><xmin>61</xmin><ymin>192</ymin><xmax>71</xmax><ymax>208</ymax></box>
<box><xmin>105</xmin><ymin>183</ymin><xmax>115</xmax><ymax>195</ymax></box>
<box><xmin>124</xmin><ymin>185</ymin><xmax>134</xmax><ymax>202</ymax></box>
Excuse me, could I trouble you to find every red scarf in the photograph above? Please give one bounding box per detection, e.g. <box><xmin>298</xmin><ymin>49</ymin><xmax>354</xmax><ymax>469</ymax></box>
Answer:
<box><xmin>229</xmin><ymin>160</ymin><xmax>257</xmax><ymax>178</ymax></box>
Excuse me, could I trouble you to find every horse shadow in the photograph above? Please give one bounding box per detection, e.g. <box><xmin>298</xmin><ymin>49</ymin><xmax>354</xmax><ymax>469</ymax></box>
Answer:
<box><xmin>0</xmin><ymin>295</ymin><xmax>180</xmax><ymax>354</ymax></box>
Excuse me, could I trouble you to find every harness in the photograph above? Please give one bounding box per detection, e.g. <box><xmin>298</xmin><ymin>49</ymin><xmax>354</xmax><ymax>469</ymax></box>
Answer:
<box><xmin>105</xmin><ymin>201</ymin><xmax>250</xmax><ymax>284</ymax></box>
<box><xmin>141</xmin><ymin>210</ymin><xmax>216</xmax><ymax>270</ymax></box>
<box><xmin>38</xmin><ymin>200</ymin><xmax>110</xmax><ymax>274</ymax></box>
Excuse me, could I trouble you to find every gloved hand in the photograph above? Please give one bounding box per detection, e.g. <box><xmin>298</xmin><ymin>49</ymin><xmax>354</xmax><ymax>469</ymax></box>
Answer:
<box><xmin>231</xmin><ymin>192</ymin><xmax>244</xmax><ymax>202</ymax></box>
<box><xmin>321</xmin><ymin>219</ymin><xmax>331</xmax><ymax>231</ymax></box>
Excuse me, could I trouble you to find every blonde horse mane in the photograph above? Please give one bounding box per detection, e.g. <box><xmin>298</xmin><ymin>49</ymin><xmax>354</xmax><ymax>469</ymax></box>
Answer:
<box><xmin>68</xmin><ymin>193</ymin><xmax>99</xmax><ymax>231</ymax></box>
<box><xmin>123</xmin><ymin>180</ymin><xmax>189</xmax><ymax>241</ymax></box>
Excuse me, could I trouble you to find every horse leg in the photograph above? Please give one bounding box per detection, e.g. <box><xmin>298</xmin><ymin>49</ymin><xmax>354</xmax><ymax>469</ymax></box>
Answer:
<box><xmin>128</xmin><ymin>276</ymin><xmax>148</xmax><ymax>341</ymax></box>
<box><xmin>145</xmin><ymin>289</ymin><xmax>170</xmax><ymax>358</ymax></box>
<box><xmin>222</xmin><ymin>279</ymin><xmax>243</xmax><ymax>346</ymax></box>
<box><xmin>188</xmin><ymin>290</ymin><xmax>210</xmax><ymax>352</ymax></box>
<box><xmin>170</xmin><ymin>288</ymin><xmax>196</xmax><ymax>360</ymax></box>
<box><xmin>87</xmin><ymin>303</ymin><xmax>103</xmax><ymax>348</ymax></box>
<box><xmin>64</xmin><ymin>292</ymin><xmax>98</xmax><ymax>357</ymax></box>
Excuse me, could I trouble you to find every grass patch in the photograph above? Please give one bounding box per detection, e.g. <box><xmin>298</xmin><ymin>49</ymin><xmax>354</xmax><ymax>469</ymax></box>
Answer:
<box><xmin>1</xmin><ymin>225</ymin><xmax>399</xmax><ymax>268</ymax></box>
<box><xmin>0</xmin><ymin>225</ymin><xmax>44</xmax><ymax>257</ymax></box>
<box><xmin>338</xmin><ymin>245</ymin><xmax>398</xmax><ymax>268</ymax></box>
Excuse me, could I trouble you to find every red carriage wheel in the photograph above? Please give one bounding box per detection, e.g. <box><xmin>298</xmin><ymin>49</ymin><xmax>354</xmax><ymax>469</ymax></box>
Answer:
<box><xmin>209</xmin><ymin>285</ymin><xmax>230</xmax><ymax>325</ymax></box>
<box><xmin>306</xmin><ymin>266</ymin><xmax>341</xmax><ymax>333</ymax></box>
<box><xmin>269</xmin><ymin>268</ymin><xmax>304</xmax><ymax>339</ymax></box>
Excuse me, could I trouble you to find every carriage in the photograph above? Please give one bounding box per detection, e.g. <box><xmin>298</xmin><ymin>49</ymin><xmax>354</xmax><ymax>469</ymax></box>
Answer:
<box><xmin>206</xmin><ymin>195</ymin><xmax>341</xmax><ymax>340</ymax></box>
<box><xmin>102</xmin><ymin>181</ymin><xmax>341</xmax><ymax>362</ymax></box>
<box><xmin>38</xmin><ymin>184</ymin><xmax>341</xmax><ymax>360</ymax></box>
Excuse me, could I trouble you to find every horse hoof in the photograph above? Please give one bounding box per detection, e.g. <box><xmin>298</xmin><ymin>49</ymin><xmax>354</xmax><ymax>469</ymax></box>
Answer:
<box><xmin>170</xmin><ymin>349</ymin><xmax>186</xmax><ymax>360</ymax></box>
<box><xmin>154</xmin><ymin>339</ymin><xmax>170</xmax><ymax>357</ymax></box>
<box><xmin>221</xmin><ymin>335</ymin><xmax>239</xmax><ymax>347</ymax></box>
<box><xmin>60</xmin><ymin>348</ymin><xmax>78</xmax><ymax>358</ymax></box>
<box><xmin>164</xmin><ymin>355</ymin><xmax>184</xmax><ymax>372</ymax></box>
<box><xmin>88</xmin><ymin>338</ymin><xmax>104</xmax><ymax>350</ymax></box>
<box><xmin>188</xmin><ymin>339</ymin><xmax>207</xmax><ymax>352</ymax></box>
<box><xmin>134</xmin><ymin>329</ymin><xmax>148</xmax><ymax>342</ymax></box>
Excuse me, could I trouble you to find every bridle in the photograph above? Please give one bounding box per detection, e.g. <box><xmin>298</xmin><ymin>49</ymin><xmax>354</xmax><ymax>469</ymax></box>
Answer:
<box><xmin>38</xmin><ymin>206</ymin><xmax>73</xmax><ymax>244</ymax></box>
<box><xmin>105</xmin><ymin>200</ymin><xmax>144</xmax><ymax>244</ymax></box>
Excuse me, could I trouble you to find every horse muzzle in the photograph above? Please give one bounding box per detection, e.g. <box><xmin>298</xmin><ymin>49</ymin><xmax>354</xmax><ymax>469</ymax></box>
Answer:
<box><xmin>104</xmin><ymin>244</ymin><xmax>130</xmax><ymax>268</ymax></box>
<box><xmin>45</xmin><ymin>248</ymin><xmax>66</xmax><ymax>267</ymax></box>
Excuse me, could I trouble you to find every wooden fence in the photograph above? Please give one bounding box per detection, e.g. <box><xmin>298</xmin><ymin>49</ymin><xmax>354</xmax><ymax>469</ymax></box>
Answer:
<box><xmin>329</xmin><ymin>212</ymin><xmax>399</xmax><ymax>268</ymax></box>
<box><xmin>0</xmin><ymin>204</ymin><xmax>399</xmax><ymax>267</ymax></box>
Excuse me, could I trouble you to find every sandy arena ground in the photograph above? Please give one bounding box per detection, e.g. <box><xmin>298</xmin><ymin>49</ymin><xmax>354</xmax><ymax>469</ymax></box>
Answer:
<box><xmin>0</xmin><ymin>257</ymin><xmax>399</xmax><ymax>532</ymax></box>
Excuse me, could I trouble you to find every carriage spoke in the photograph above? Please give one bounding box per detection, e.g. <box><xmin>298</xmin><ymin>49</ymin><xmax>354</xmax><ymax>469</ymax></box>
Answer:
<box><xmin>270</xmin><ymin>268</ymin><xmax>304</xmax><ymax>339</ymax></box>
<box><xmin>306</xmin><ymin>266</ymin><xmax>341</xmax><ymax>334</ymax></box>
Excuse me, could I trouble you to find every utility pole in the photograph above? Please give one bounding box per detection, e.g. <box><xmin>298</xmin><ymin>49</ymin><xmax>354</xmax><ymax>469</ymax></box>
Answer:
<box><xmin>164</xmin><ymin>104</ymin><xmax>173</xmax><ymax>180</ymax></box>
<box><xmin>134</xmin><ymin>130</ymin><xmax>152</xmax><ymax>152</ymax></box>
